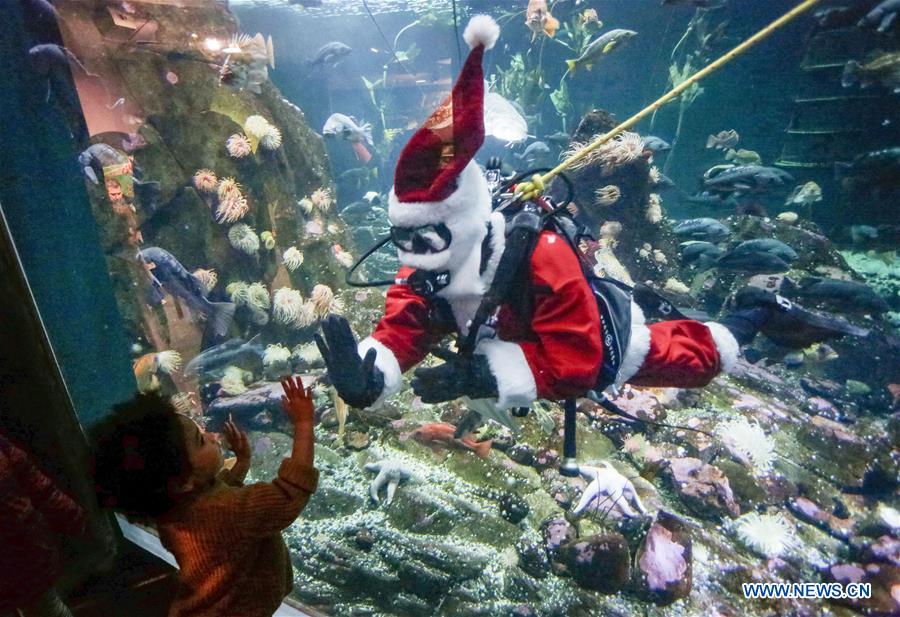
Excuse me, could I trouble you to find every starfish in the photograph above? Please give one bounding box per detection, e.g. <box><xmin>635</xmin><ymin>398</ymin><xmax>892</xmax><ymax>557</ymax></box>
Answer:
<box><xmin>364</xmin><ymin>460</ymin><xmax>412</xmax><ymax>506</ymax></box>
<box><xmin>572</xmin><ymin>462</ymin><xmax>648</xmax><ymax>519</ymax></box>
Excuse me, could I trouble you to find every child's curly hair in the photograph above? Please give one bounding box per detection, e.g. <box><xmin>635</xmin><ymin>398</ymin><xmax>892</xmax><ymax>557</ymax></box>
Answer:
<box><xmin>90</xmin><ymin>393</ymin><xmax>190</xmax><ymax>520</ymax></box>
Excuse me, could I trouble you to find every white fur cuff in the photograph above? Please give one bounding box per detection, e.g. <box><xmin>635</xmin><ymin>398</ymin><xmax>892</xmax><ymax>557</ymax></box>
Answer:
<box><xmin>705</xmin><ymin>322</ymin><xmax>740</xmax><ymax>374</ymax></box>
<box><xmin>476</xmin><ymin>338</ymin><xmax>538</xmax><ymax>409</ymax></box>
<box><xmin>358</xmin><ymin>337</ymin><xmax>403</xmax><ymax>410</ymax></box>
<box><xmin>614</xmin><ymin>302</ymin><xmax>651</xmax><ymax>387</ymax></box>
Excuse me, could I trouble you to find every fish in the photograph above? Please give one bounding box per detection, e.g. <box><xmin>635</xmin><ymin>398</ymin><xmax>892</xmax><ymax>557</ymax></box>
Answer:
<box><xmin>785</xmin><ymin>181</ymin><xmax>823</xmax><ymax>207</ymax></box>
<box><xmin>133</xmin><ymin>350</ymin><xmax>182</xmax><ymax>393</ymax></box>
<box><xmin>835</xmin><ymin>147</ymin><xmax>900</xmax><ymax>191</ymax></box>
<box><xmin>184</xmin><ymin>334</ymin><xmax>266</xmax><ymax>376</ymax></box>
<box><xmin>681</xmin><ymin>191</ymin><xmax>739</xmax><ymax>210</ymax></box>
<box><xmin>565</xmin><ymin>29</ymin><xmax>637</xmax><ymax>73</ymax></box>
<box><xmin>138</xmin><ymin>247</ymin><xmax>235</xmax><ymax>337</ymax></box>
<box><xmin>338</xmin><ymin>167</ymin><xmax>371</xmax><ymax>185</ymax></box>
<box><xmin>514</xmin><ymin>141</ymin><xmax>551</xmax><ymax>164</ymax></box>
<box><xmin>680</xmin><ymin>241</ymin><xmax>723</xmax><ymax>269</ymax></box>
<box><xmin>706</xmin><ymin>129</ymin><xmax>739</xmax><ymax>150</ymax></box>
<box><xmin>714</xmin><ymin>250</ymin><xmax>791</xmax><ymax>274</ymax></box>
<box><xmin>672</xmin><ymin>217</ymin><xmax>731</xmax><ymax>243</ymax></box>
<box><xmin>484</xmin><ymin>92</ymin><xmax>528</xmax><ymax>145</ymax></box>
<box><xmin>412</xmin><ymin>422</ymin><xmax>493</xmax><ymax>459</ymax></box>
<box><xmin>580</xmin><ymin>8</ymin><xmax>601</xmax><ymax>28</ymax></box>
<box><xmin>725</xmin><ymin>148</ymin><xmax>762</xmax><ymax>166</ymax></box>
<box><xmin>526</xmin><ymin>0</ymin><xmax>560</xmax><ymax>41</ymax></box>
<box><xmin>641</xmin><ymin>136</ymin><xmax>671</xmax><ymax>152</ymax></box>
<box><xmin>28</xmin><ymin>44</ymin><xmax>96</xmax><ymax>102</ymax></box>
<box><xmin>784</xmin><ymin>277</ymin><xmax>890</xmax><ymax>315</ymax></box>
<box><xmin>849</xmin><ymin>225</ymin><xmax>879</xmax><ymax>244</ymax></box>
<box><xmin>858</xmin><ymin>0</ymin><xmax>900</xmax><ymax>33</ymax></box>
<box><xmin>726</xmin><ymin>238</ymin><xmax>798</xmax><ymax>263</ymax></box>
<box><xmin>310</xmin><ymin>41</ymin><xmax>352</xmax><ymax>67</ymax></box>
<box><xmin>803</xmin><ymin>343</ymin><xmax>839</xmax><ymax>363</ymax></box>
<box><xmin>702</xmin><ymin>165</ymin><xmax>793</xmax><ymax>194</ymax></box>
<box><xmin>545</xmin><ymin>131</ymin><xmax>571</xmax><ymax>146</ymax></box>
<box><xmin>339</xmin><ymin>201</ymin><xmax>387</xmax><ymax>227</ymax></box>
<box><xmin>842</xmin><ymin>52</ymin><xmax>900</xmax><ymax>94</ymax></box>
<box><xmin>323</xmin><ymin>113</ymin><xmax>373</xmax><ymax>146</ymax></box>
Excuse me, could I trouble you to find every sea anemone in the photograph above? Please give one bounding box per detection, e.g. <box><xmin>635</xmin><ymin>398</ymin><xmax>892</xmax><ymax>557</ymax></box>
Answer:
<box><xmin>217</xmin><ymin>177</ymin><xmax>243</xmax><ymax>201</ymax></box>
<box><xmin>273</xmin><ymin>287</ymin><xmax>304</xmax><ymax>325</ymax></box>
<box><xmin>652</xmin><ymin>249</ymin><xmax>668</xmax><ymax>265</ymax></box>
<box><xmin>263</xmin><ymin>343</ymin><xmax>291</xmax><ymax>367</ymax></box>
<box><xmin>293</xmin><ymin>342</ymin><xmax>321</xmax><ymax>366</ymax></box>
<box><xmin>220</xmin><ymin>365</ymin><xmax>248</xmax><ymax>395</ymax></box>
<box><xmin>734</xmin><ymin>512</ymin><xmax>797</xmax><ymax>558</ymax></box>
<box><xmin>592</xmin><ymin>246</ymin><xmax>633</xmax><ymax>285</ymax></box>
<box><xmin>216</xmin><ymin>194</ymin><xmax>249</xmax><ymax>224</ymax></box>
<box><xmin>297</xmin><ymin>198</ymin><xmax>314</xmax><ymax>214</ymax></box>
<box><xmin>595</xmin><ymin>185</ymin><xmax>621</xmax><ymax>206</ymax></box>
<box><xmin>332</xmin><ymin>245</ymin><xmax>354</xmax><ymax>269</ymax></box>
<box><xmin>170</xmin><ymin>392</ymin><xmax>195</xmax><ymax>416</ymax></box>
<box><xmin>157</xmin><ymin>350</ymin><xmax>182</xmax><ymax>374</ymax></box>
<box><xmin>226</xmin><ymin>133</ymin><xmax>252</xmax><ymax>158</ymax></box>
<box><xmin>777</xmin><ymin>211</ymin><xmax>799</xmax><ymax>225</ymax></box>
<box><xmin>259</xmin><ymin>126</ymin><xmax>282</xmax><ymax>150</ymax></box>
<box><xmin>282</xmin><ymin>246</ymin><xmax>304</xmax><ymax>271</ymax></box>
<box><xmin>226</xmin><ymin>281</ymin><xmax>250</xmax><ymax>304</ymax></box>
<box><xmin>716</xmin><ymin>416</ymin><xmax>775</xmax><ymax>475</ymax></box>
<box><xmin>309</xmin><ymin>284</ymin><xmax>336</xmax><ymax>318</ymax></box>
<box><xmin>306</xmin><ymin>219</ymin><xmax>324</xmax><ymax>235</ymax></box>
<box><xmin>561</xmin><ymin>138</ymin><xmax>605</xmax><ymax>170</ymax></box>
<box><xmin>310</xmin><ymin>188</ymin><xmax>333</xmax><ymax>213</ymax></box>
<box><xmin>607</xmin><ymin>132</ymin><xmax>644</xmax><ymax>165</ymax></box>
<box><xmin>260</xmin><ymin>230</ymin><xmax>276</xmax><ymax>250</ymax></box>
<box><xmin>649</xmin><ymin>166</ymin><xmax>662</xmax><ymax>185</ymax></box>
<box><xmin>664</xmin><ymin>278</ymin><xmax>690</xmax><ymax>295</ymax></box>
<box><xmin>192</xmin><ymin>268</ymin><xmax>218</xmax><ymax>294</ymax></box>
<box><xmin>645</xmin><ymin>193</ymin><xmax>663</xmax><ymax>224</ymax></box>
<box><xmin>228</xmin><ymin>224</ymin><xmax>260</xmax><ymax>254</ymax></box>
<box><xmin>243</xmin><ymin>115</ymin><xmax>273</xmax><ymax>140</ymax></box>
<box><xmin>599</xmin><ymin>221</ymin><xmax>623</xmax><ymax>241</ymax></box>
<box><xmin>192</xmin><ymin>169</ymin><xmax>218</xmax><ymax>193</ymax></box>
<box><xmin>295</xmin><ymin>301</ymin><xmax>318</xmax><ymax>328</ymax></box>
<box><xmin>246</xmin><ymin>282</ymin><xmax>270</xmax><ymax>310</ymax></box>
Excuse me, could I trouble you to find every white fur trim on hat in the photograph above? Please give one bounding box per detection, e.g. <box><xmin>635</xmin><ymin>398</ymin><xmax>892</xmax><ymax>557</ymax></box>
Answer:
<box><xmin>475</xmin><ymin>338</ymin><xmax>537</xmax><ymax>409</ymax></box>
<box><xmin>464</xmin><ymin>15</ymin><xmax>500</xmax><ymax>50</ymax></box>
<box><xmin>358</xmin><ymin>337</ymin><xmax>403</xmax><ymax>410</ymax></box>
<box><xmin>614</xmin><ymin>302</ymin><xmax>651</xmax><ymax>387</ymax></box>
<box><xmin>705</xmin><ymin>322</ymin><xmax>740</xmax><ymax>374</ymax></box>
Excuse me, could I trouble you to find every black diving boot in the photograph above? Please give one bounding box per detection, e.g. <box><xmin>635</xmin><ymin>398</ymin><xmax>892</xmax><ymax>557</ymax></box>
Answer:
<box><xmin>722</xmin><ymin>286</ymin><xmax>869</xmax><ymax>349</ymax></box>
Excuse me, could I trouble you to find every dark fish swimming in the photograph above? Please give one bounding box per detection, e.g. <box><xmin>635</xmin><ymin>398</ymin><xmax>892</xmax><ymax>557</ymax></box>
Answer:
<box><xmin>784</xmin><ymin>278</ymin><xmax>890</xmax><ymax>315</ymax></box>
<box><xmin>672</xmin><ymin>217</ymin><xmax>731</xmax><ymax>243</ymax></box>
<box><xmin>138</xmin><ymin>247</ymin><xmax>235</xmax><ymax>337</ymax></box>
<box><xmin>310</xmin><ymin>41</ymin><xmax>352</xmax><ymax>67</ymax></box>
<box><xmin>836</xmin><ymin>147</ymin><xmax>900</xmax><ymax>191</ymax></box>
<box><xmin>184</xmin><ymin>334</ymin><xmax>266</xmax><ymax>376</ymax></box>
<box><xmin>702</xmin><ymin>165</ymin><xmax>793</xmax><ymax>194</ymax></box>
<box><xmin>515</xmin><ymin>141</ymin><xmax>551</xmax><ymax>164</ymax></box>
<box><xmin>857</xmin><ymin>0</ymin><xmax>900</xmax><ymax>33</ymax></box>
<box><xmin>714</xmin><ymin>250</ymin><xmax>791</xmax><ymax>274</ymax></box>
<box><xmin>727</xmin><ymin>238</ymin><xmax>798</xmax><ymax>263</ymax></box>
<box><xmin>641</xmin><ymin>136</ymin><xmax>671</xmax><ymax>152</ymax></box>
<box><xmin>682</xmin><ymin>191</ymin><xmax>739</xmax><ymax>209</ymax></box>
<box><xmin>680</xmin><ymin>241</ymin><xmax>723</xmax><ymax>269</ymax></box>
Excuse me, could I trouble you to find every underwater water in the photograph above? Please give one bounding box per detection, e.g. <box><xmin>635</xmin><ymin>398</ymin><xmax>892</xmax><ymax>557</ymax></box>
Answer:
<box><xmin>1</xmin><ymin>0</ymin><xmax>899</xmax><ymax>615</ymax></box>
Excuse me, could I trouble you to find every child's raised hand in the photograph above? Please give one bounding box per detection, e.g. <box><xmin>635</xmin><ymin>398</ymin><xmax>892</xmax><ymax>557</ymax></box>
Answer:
<box><xmin>280</xmin><ymin>376</ymin><xmax>315</xmax><ymax>427</ymax></box>
<box><xmin>223</xmin><ymin>414</ymin><xmax>250</xmax><ymax>462</ymax></box>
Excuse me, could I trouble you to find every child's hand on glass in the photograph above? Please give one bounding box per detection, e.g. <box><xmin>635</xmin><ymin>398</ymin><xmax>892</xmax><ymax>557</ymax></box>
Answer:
<box><xmin>281</xmin><ymin>376</ymin><xmax>314</xmax><ymax>428</ymax></box>
<box><xmin>223</xmin><ymin>415</ymin><xmax>250</xmax><ymax>462</ymax></box>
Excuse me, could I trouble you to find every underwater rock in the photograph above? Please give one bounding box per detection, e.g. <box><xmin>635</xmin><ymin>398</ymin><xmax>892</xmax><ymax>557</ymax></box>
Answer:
<box><xmin>353</xmin><ymin>527</ymin><xmax>376</xmax><ymax>552</ymax></box>
<box><xmin>499</xmin><ymin>493</ymin><xmax>530</xmax><ymax>524</ymax></box>
<box><xmin>861</xmin><ymin>536</ymin><xmax>900</xmax><ymax>567</ymax></box>
<box><xmin>541</xmin><ymin>516</ymin><xmax>578</xmax><ymax>567</ymax></box>
<box><xmin>634</xmin><ymin>511</ymin><xmax>692</xmax><ymax>605</ymax></box>
<box><xmin>205</xmin><ymin>381</ymin><xmax>285</xmax><ymax>430</ymax></box>
<box><xmin>824</xmin><ymin>561</ymin><xmax>900</xmax><ymax>615</ymax></box>
<box><xmin>787</xmin><ymin>496</ymin><xmax>854</xmax><ymax>541</ymax></box>
<box><xmin>507</xmin><ymin>443</ymin><xmax>536</xmax><ymax>466</ymax></box>
<box><xmin>533</xmin><ymin>448</ymin><xmax>559</xmax><ymax>471</ymax></box>
<box><xmin>663</xmin><ymin>457</ymin><xmax>740</xmax><ymax>519</ymax></box>
<box><xmin>516</xmin><ymin>536</ymin><xmax>551</xmax><ymax>579</ymax></box>
<box><xmin>555</xmin><ymin>533</ymin><xmax>631</xmax><ymax>594</ymax></box>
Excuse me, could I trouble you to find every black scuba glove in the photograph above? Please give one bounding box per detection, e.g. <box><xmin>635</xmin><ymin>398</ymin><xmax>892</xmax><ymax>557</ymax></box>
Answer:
<box><xmin>411</xmin><ymin>347</ymin><xmax>499</xmax><ymax>404</ymax></box>
<box><xmin>315</xmin><ymin>315</ymin><xmax>384</xmax><ymax>409</ymax></box>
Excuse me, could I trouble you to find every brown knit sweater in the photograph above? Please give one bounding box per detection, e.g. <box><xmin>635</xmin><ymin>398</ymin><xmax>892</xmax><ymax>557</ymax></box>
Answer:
<box><xmin>158</xmin><ymin>458</ymin><xmax>318</xmax><ymax>617</ymax></box>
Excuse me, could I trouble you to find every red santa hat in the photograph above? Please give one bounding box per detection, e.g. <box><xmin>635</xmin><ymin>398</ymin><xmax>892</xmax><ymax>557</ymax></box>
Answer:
<box><xmin>389</xmin><ymin>15</ymin><xmax>500</xmax><ymax>224</ymax></box>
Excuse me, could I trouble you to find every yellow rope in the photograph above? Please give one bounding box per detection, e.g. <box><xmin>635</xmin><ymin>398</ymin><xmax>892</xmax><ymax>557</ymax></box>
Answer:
<box><xmin>515</xmin><ymin>0</ymin><xmax>827</xmax><ymax>201</ymax></box>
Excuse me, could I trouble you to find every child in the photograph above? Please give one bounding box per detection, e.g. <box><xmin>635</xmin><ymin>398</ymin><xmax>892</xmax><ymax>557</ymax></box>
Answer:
<box><xmin>91</xmin><ymin>376</ymin><xmax>317</xmax><ymax>617</ymax></box>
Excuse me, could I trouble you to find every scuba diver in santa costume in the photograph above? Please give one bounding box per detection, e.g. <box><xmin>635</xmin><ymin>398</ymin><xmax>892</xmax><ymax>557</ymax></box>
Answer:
<box><xmin>316</xmin><ymin>16</ymin><xmax>865</xmax><ymax>427</ymax></box>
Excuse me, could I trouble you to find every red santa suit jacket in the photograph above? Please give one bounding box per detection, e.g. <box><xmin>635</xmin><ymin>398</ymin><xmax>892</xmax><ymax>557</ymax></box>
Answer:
<box><xmin>358</xmin><ymin>230</ymin><xmax>740</xmax><ymax>409</ymax></box>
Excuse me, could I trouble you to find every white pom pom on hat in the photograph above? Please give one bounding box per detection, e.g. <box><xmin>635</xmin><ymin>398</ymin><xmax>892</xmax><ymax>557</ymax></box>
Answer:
<box><xmin>463</xmin><ymin>15</ymin><xmax>500</xmax><ymax>51</ymax></box>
